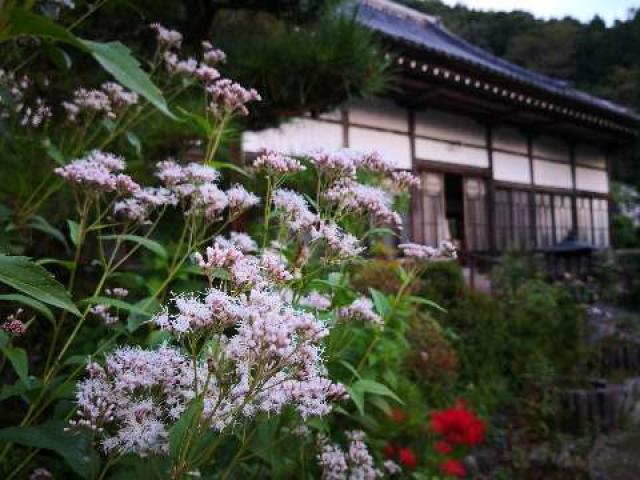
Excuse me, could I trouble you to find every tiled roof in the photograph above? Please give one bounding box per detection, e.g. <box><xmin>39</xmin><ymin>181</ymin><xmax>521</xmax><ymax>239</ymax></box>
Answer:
<box><xmin>350</xmin><ymin>0</ymin><xmax>639</xmax><ymax>122</ymax></box>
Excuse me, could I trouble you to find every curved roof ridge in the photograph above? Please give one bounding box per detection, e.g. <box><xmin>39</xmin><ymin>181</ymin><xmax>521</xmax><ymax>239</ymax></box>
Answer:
<box><xmin>349</xmin><ymin>0</ymin><xmax>639</xmax><ymax>122</ymax></box>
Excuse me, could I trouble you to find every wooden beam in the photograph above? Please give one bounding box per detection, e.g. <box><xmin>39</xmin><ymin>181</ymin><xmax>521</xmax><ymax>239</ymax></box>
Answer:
<box><xmin>486</xmin><ymin>123</ymin><xmax>496</xmax><ymax>254</ymax></box>
<box><xmin>569</xmin><ymin>142</ymin><xmax>579</xmax><ymax>232</ymax></box>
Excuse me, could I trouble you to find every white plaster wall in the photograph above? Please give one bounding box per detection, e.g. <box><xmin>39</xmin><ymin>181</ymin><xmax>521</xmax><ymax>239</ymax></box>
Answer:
<box><xmin>242</xmin><ymin>118</ymin><xmax>344</xmax><ymax>155</ymax></box>
<box><xmin>415</xmin><ymin>109</ymin><xmax>486</xmax><ymax>147</ymax></box>
<box><xmin>493</xmin><ymin>126</ymin><xmax>527</xmax><ymax>154</ymax></box>
<box><xmin>348</xmin><ymin>98</ymin><xmax>408</xmax><ymax>133</ymax></box>
<box><xmin>493</xmin><ymin>151</ymin><xmax>531</xmax><ymax>184</ymax></box>
<box><xmin>415</xmin><ymin>138</ymin><xmax>489</xmax><ymax>168</ymax></box>
<box><xmin>576</xmin><ymin>167</ymin><xmax>609</xmax><ymax>193</ymax></box>
<box><xmin>349</xmin><ymin>127</ymin><xmax>412</xmax><ymax>169</ymax></box>
<box><xmin>533</xmin><ymin>135</ymin><xmax>569</xmax><ymax>162</ymax></box>
<box><xmin>533</xmin><ymin>159</ymin><xmax>573</xmax><ymax>188</ymax></box>
<box><xmin>576</xmin><ymin>144</ymin><xmax>606</xmax><ymax>169</ymax></box>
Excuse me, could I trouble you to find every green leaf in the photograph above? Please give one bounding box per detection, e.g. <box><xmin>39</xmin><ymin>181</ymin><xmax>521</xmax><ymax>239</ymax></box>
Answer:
<box><xmin>100</xmin><ymin>234</ymin><xmax>168</xmax><ymax>259</ymax></box>
<box><xmin>80</xmin><ymin>40</ymin><xmax>173</xmax><ymax>118</ymax></box>
<box><xmin>100</xmin><ymin>117</ymin><xmax>117</xmax><ymax>132</ymax></box>
<box><xmin>67</xmin><ymin>220</ymin><xmax>81</xmax><ymax>246</ymax></box>
<box><xmin>169</xmin><ymin>397</ymin><xmax>203</xmax><ymax>460</ymax></box>
<box><xmin>406</xmin><ymin>295</ymin><xmax>446</xmax><ymax>313</ymax></box>
<box><xmin>361</xmin><ymin>227</ymin><xmax>397</xmax><ymax>240</ymax></box>
<box><xmin>0</xmin><ymin>256</ymin><xmax>80</xmax><ymax>316</ymax></box>
<box><xmin>177</xmin><ymin>107</ymin><xmax>212</xmax><ymax>137</ymax></box>
<box><xmin>44</xmin><ymin>43</ymin><xmax>72</xmax><ymax>71</ymax></box>
<box><xmin>0</xmin><ymin>377</ymin><xmax>39</xmax><ymax>402</ymax></box>
<box><xmin>44</xmin><ymin>140</ymin><xmax>66</xmax><ymax>165</ymax></box>
<box><xmin>0</xmin><ymin>293</ymin><xmax>55</xmax><ymax>323</ymax></box>
<box><xmin>27</xmin><ymin>215</ymin><xmax>69</xmax><ymax>252</ymax></box>
<box><xmin>127</xmin><ymin>297</ymin><xmax>160</xmax><ymax>333</ymax></box>
<box><xmin>126</xmin><ymin>131</ymin><xmax>142</xmax><ymax>157</ymax></box>
<box><xmin>5</xmin><ymin>10</ymin><xmax>172</xmax><ymax>118</ymax></box>
<box><xmin>36</xmin><ymin>258</ymin><xmax>74</xmax><ymax>270</ymax></box>
<box><xmin>4</xmin><ymin>8</ymin><xmax>81</xmax><ymax>45</ymax></box>
<box><xmin>209</xmin><ymin>161</ymin><xmax>250</xmax><ymax>178</ymax></box>
<box><xmin>80</xmin><ymin>296</ymin><xmax>151</xmax><ymax>317</ymax></box>
<box><xmin>369</xmin><ymin>288</ymin><xmax>391</xmax><ymax>318</ymax></box>
<box><xmin>368</xmin><ymin>395</ymin><xmax>392</xmax><ymax>415</ymax></box>
<box><xmin>338</xmin><ymin>359</ymin><xmax>361</xmax><ymax>380</ymax></box>
<box><xmin>345</xmin><ymin>385</ymin><xmax>365</xmax><ymax>416</ymax></box>
<box><xmin>1</xmin><ymin>346</ymin><xmax>28</xmax><ymax>384</ymax></box>
<box><xmin>352</xmin><ymin>379</ymin><xmax>403</xmax><ymax>405</ymax></box>
<box><xmin>0</xmin><ymin>421</ymin><xmax>100</xmax><ymax>478</ymax></box>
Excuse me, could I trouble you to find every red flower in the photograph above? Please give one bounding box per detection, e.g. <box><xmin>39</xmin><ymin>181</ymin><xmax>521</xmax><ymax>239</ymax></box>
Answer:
<box><xmin>390</xmin><ymin>408</ymin><xmax>408</xmax><ymax>423</ymax></box>
<box><xmin>430</xmin><ymin>403</ymin><xmax>486</xmax><ymax>446</ymax></box>
<box><xmin>383</xmin><ymin>443</ymin><xmax>396</xmax><ymax>459</ymax></box>
<box><xmin>440</xmin><ymin>458</ymin><xmax>466</xmax><ymax>477</ymax></box>
<box><xmin>434</xmin><ymin>440</ymin><xmax>454</xmax><ymax>454</ymax></box>
<box><xmin>396</xmin><ymin>447</ymin><xmax>417</xmax><ymax>469</ymax></box>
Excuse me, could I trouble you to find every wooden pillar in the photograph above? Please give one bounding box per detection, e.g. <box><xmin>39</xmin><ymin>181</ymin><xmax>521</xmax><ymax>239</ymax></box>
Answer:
<box><xmin>485</xmin><ymin>123</ymin><xmax>496</xmax><ymax>254</ymax></box>
<box><xmin>569</xmin><ymin>142</ymin><xmax>579</xmax><ymax>234</ymax></box>
<box><xmin>408</xmin><ymin>108</ymin><xmax>417</xmax><ymax>243</ymax></box>
<box><xmin>527</xmin><ymin>131</ymin><xmax>537</xmax><ymax>248</ymax></box>
<box><xmin>341</xmin><ymin>107</ymin><xmax>349</xmax><ymax>148</ymax></box>
<box><xmin>605</xmin><ymin>146</ymin><xmax>614</xmax><ymax>248</ymax></box>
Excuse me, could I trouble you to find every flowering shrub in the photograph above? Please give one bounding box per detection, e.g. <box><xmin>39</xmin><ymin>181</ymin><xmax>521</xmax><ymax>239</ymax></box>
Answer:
<box><xmin>0</xmin><ymin>5</ymin><xmax>469</xmax><ymax>476</ymax></box>
<box><xmin>430</xmin><ymin>400</ymin><xmax>486</xmax><ymax>478</ymax></box>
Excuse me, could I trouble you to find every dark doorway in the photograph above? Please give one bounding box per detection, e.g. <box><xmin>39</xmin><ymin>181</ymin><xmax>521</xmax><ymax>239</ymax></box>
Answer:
<box><xmin>444</xmin><ymin>173</ymin><xmax>465</xmax><ymax>247</ymax></box>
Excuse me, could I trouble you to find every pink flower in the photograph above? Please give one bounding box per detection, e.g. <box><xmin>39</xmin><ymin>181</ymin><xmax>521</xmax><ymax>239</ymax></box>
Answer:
<box><xmin>338</xmin><ymin>296</ymin><xmax>383</xmax><ymax>327</ymax></box>
<box><xmin>253</xmin><ymin>150</ymin><xmax>305</xmax><ymax>175</ymax></box>
<box><xmin>1</xmin><ymin>309</ymin><xmax>26</xmax><ymax>336</ymax></box>
<box><xmin>150</xmin><ymin>23</ymin><xmax>183</xmax><ymax>50</ymax></box>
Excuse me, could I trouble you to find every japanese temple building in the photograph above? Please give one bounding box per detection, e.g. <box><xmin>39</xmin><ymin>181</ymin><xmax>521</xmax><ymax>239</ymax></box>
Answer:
<box><xmin>242</xmin><ymin>0</ymin><xmax>640</xmax><ymax>255</ymax></box>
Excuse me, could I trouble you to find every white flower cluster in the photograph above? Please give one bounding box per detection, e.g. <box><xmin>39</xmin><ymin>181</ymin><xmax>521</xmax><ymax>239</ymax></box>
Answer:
<box><xmin>308</xmin><ymin>149</ymin><xmax>357</xmax><ymax>179</ymax></box>
<box><xmin>63</xmin><ymin>82</ymin><xmax>138</xmax><ymax>122</ymax></box>
<box><xmin>300</xmin><ymin>291</ymin><xmax>332</xmax><ymax>311</ymax></box>
<box><xmin>55</xmin><ymin>150</ymin><xmax>140</xmax><ymax>194</ymax></box>
<box><xmin>207</xmin><ymin>79</ymin><xmax>261</xmax><ymax>117</ymax></box>
<box><xmin>338</xmin><ymin>296</ymin><xmax>383</xmax><ymax>327</ymax></box>
<box><xmin>72</xmin><ymin>231</ymin><xmax>347</xmax><ymax>456</ymax></box>
<box><xmin>213</xmin><ymin>231</ymin><xmax>258</xmax><ymax>253</ymax></box>
<box><xmin>0</xmin><ymin>69</ymin><xmax>52</xmax><ymax>127</ymax></box>
<box><xmin>190</xmin><ymin>240</ymin><xmax>292</xmax><ymax>292</ymax></box>
<box><xmin>152</xmin><ymin>23</ymin><xmax>260</xmax><ymax>117</ymax></box>
<box><xmin>114</xmin><ymin>187</ymin><xmax>179</xmax><ymax>223</ymax></box>
<box><xmin>154</xmin><ymin>159</ymin><xmax>258</xmax><ymax>221</ymax></box>
<box><xmin>69</xmin><ymin>345</ymin><xmax>195</xmax><ymax>456</ymax></box>
<box><xmin>398</xmin><ymin>240</ymin><xmax>457</xmax><ymax>260</ymax></box>
<box><xmin>150</xmin><ymin>23</ymin><xmax>183</xmax><ymax>50</ymax></box>
<box><xmin>253</xmin><ymin>150</ymin><xmax>306</xmax><ymax>176</ymax></box>
<box><xmin>271</xmin><ymin>189</ymin><xmax>364</xmax><ymax>260</ymax></box>
<box><xmin>317</xmin><ymin>431</ymin><xmax>382</xmax><ymax>480</ymax></box>
<box><xmin>324</xmin><ymin>180</ymin><xmax>402</xmax><ymax>228</ymax></box>
<box><xmin>388</xmin><ymin>171</ymin><xmax>421</xmax><ymax>191</ymax></box>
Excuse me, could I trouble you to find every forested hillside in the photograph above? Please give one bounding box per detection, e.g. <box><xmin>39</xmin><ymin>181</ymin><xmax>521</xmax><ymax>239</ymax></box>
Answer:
<box><xmin>401</xmin><ymin>0</ymin><xmax>640</xmax><ymax>111</ymax></box>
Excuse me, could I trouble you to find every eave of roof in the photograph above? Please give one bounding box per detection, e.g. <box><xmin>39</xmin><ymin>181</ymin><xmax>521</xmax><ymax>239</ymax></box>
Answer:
<box><xmin>348</xmin><ymin>0</ymin><xmax>640</xmax><ymax>124</ymax></box>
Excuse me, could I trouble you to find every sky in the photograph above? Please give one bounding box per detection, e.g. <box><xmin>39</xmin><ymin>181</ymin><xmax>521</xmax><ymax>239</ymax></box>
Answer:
<box><xmin>440</xmin><ymin>0</ymin><xmax>639</xmax><ymax>25</ymax></box>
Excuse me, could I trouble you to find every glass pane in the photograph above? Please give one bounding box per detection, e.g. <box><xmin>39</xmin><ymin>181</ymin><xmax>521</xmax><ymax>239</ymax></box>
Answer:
<box><xmin>577</xmin><ymin>197</ymin><xmax>593</xmax><ymax>244</ymax></box>
<box><xmin>554</xmin><ymin>194</ymin><xmax>573</xmax><ymax>243</ymax></box>
<box><xmin>536</xmin><ymin>193</ymin><xmax>554</xmax><ymax>247</ymax></box>
<box><xmin>420</xmin><ymin>173</ymin><xmax>446</xmax><ymax>247</ymax></box>
<box><xmin>464</xmin><ymin>178</ymin><xmax>488</xmax><ymax>251</ymax></box>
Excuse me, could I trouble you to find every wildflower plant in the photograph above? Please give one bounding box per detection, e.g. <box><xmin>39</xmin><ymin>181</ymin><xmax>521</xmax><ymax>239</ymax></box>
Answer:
<box><xmin>0</xmin><ymin>8</ymin><xmax>453</xmax><ymax>480</ymax></box>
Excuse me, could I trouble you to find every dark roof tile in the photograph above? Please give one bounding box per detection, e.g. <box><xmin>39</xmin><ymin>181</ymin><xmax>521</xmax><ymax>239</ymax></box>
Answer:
<box><xmin>349</xmin><ymin>0</ymin><xmax>639</xmax><ymax>121</ymax></box>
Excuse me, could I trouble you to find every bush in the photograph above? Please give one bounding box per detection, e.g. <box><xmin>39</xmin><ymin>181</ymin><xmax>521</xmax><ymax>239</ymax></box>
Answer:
<box><xmin>419</xmin><ymin>260</ymin><xmax>465</xmax><ymax>309</ymax></box>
